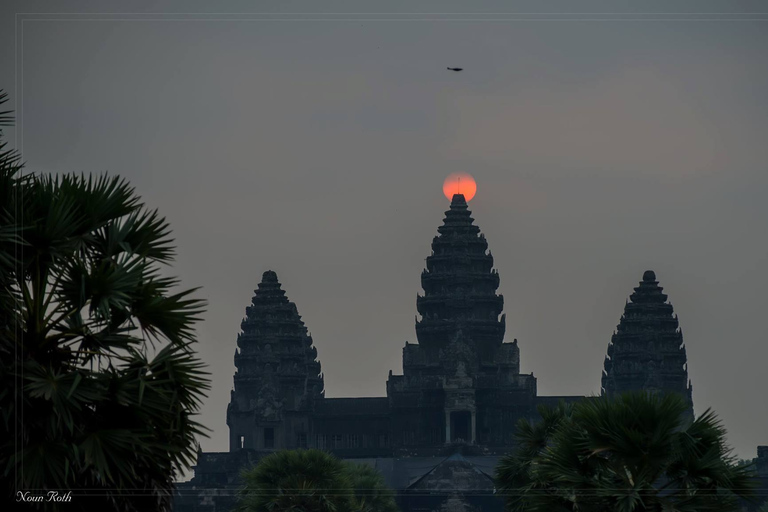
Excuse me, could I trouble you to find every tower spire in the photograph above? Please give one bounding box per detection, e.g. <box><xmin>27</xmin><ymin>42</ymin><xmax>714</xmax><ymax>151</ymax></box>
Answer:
<box><xmin>601</xmin><ymin>270</ymin><xmax>693</xmax><ymax>419</ymax></box>
<box><xmin>415</xmin><ymin>195</ymin><xmax>504</xmax><ymax>356</ymax></box>
<box><xmin>227</xmin><ymin>270</ymin><xmax>324</xmax><ymax>451</ymax></box>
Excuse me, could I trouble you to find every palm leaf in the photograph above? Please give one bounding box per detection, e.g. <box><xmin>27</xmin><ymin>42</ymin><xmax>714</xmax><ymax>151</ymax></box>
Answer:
<box><xmin>1</xmin><ymin>89</ymin><xmax>210</xmax><ymax>512</ymax></box>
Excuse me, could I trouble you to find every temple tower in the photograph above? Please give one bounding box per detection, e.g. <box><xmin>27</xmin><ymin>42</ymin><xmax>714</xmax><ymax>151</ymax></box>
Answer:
<box><xmin>415</xmin><ymin>193</ymin><xmax>505</xmax><ymax>359</ymax></box>
<box><xmin>601</xmin><ymin>270</ymin><xmax>693</xmax><ymax>419</ymax></box>
<box><xmin>226</xmin><ymin>270</ymin><xmax>324</xmax><ymax>452</ymax></box>
<box><xmin>387</xmin><ymin>194</ymin><xmax>536</xmax><ymax>450</ymax></box>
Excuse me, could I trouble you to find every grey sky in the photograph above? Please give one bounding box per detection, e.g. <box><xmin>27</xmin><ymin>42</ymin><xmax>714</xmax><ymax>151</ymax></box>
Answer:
<box><xmin>2</xmin><ymin>1</ymin><xmax>766</xmax><ymax>463</ymax></box>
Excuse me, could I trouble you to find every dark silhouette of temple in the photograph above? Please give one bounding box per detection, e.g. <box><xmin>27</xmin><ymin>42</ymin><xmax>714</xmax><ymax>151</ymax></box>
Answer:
<box><xmin>226</xmin><ymin>269</ymin><xmax>324</xmax><ymax>453</ymax></box>
<box><xmin>226</xmin><ymin>195</ymin><xmax>578</xmax><ymax>461</ymax></box>
<box><xmin>175</xmin><ymin>194</ymin><xmax>702</xmax><ymax>512</ymax></box>
<box><xmin>601</xmin><ymin>269</ymin><xmax>694</xmax><ymax>423</ymax></box>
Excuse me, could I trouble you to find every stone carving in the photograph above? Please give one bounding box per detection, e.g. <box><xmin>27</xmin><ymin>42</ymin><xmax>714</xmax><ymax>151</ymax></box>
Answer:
<box><xmin>256</xmin><ymin>382</ymin><xmax>282</xmax><ymax>421</ymax></box>
<box><xmin>439</xmin><ymin>329</ymin><xmax>478</xmax><ymax>378</ymax></box>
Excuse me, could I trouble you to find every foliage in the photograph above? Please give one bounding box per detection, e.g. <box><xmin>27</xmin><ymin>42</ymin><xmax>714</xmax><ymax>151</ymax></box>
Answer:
<box><xmin>495</xmin><ymin>392</ymin><xmax>756</xmax><ymax>512</ymax></box>
<box><xmin>345</xmin><ymin>460</ymin><xmax>399</xmax><ymax>512</ymax></box>
<box><xmin>0</xmin><ymin>90</ymin><xmax>210</xmax><ymax>511</ymax></box>
<box><xmin>494</xmin><ymin>400</ymin><xmax>575</xmax><ymax>510</ymax></box>
<box><xmin>237</xmin><ymin>449</ymin><xmax>399</xmax><ymax>512</ymax></box>
<box><xmin>237</xmin><ymin>449</ymin><xmax>354</xmax><ymax>512</ymax></box>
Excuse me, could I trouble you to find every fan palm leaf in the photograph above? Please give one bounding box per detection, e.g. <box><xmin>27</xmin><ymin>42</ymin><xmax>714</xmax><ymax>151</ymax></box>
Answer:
<box><xmin>496</xmin><ymin>392</ymin><xmax>757</xmax><ymax>512</ymax></box>
<box><xmin>0</xmin><ymin>90</ymin><xmax>210</xmax><ymax>511</ymax></box>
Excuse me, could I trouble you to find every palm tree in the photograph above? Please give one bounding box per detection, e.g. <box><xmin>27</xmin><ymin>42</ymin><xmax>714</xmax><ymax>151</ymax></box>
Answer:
<box><xmin>0</xmin><ymin>90</ymin><xmax>210</xmax><ymax>511</ymax></box>
<box><xmin>494</xmin><ymin>401</ymin><xmax>574</xmax><ymax>512</ymax></box>
<box><xmin>237</xmin><ymin>449</ymin><xmax>355</xmax><ymax>512</ymax></box>
<box><xmin>345</xmin><ymin>461</ymin><xmax>399</xmax><ymax>512</ymax></box>
<box><xmin>495</xmin><ymin>392</ymin><xmax>756</xmax><ymax>512</ymax></box>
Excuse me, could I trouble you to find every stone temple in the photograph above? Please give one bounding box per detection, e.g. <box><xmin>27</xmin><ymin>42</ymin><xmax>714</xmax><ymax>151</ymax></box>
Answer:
<box><xmin>600</xmin><ymin>269</ymin><xmax>694</xmax><ymax>423</ymax></box>
<box><xmin>175</xmin><ymin>194</ymin><xmax>703</xmax><ymax>512</ymax></box>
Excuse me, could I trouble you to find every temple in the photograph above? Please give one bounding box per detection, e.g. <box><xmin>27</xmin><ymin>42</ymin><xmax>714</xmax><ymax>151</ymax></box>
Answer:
<box><xmin>389</xmin><ymin>193</ymin><xmax>547</xmax><ymax>452</ymax></box>
<box><xmin>175</xmin><ymin>194</ymin><xmax>712</xmax><ymax>512</ymax></box>
<box><xmin>226</xmin><ymin>270</ymin><xmax>324</xmax><ymax>453</ymax></box>
<box><xmin>601</xmin><ymin>270</ymin><xmax>694</xmax><ymax>422</ymax></box>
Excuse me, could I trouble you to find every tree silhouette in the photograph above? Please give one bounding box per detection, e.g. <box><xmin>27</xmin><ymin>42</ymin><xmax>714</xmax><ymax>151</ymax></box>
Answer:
<box><xmin>0</xmin><ymin>90</ymin><xmax>210</xmax><ymax>511</ymax></box>
<box><xmin>237</xmin><ymin>449</ymin><xmax>399</xmax><ymax>512</ymax></box>
<box><xmin>496</xmin><ymin>392</ymin><xmax>756</xmax><ymax>512</ymax></box>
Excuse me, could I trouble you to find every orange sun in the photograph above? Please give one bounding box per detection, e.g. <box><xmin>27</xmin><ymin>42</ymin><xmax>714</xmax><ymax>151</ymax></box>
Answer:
<box><xmin>442</xmin><ymin>173</ymin><xmax>477</xmax><ymax>201</ymax></box>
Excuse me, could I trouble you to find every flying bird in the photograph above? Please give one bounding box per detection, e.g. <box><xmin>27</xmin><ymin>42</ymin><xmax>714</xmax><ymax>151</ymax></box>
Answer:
<box><xmin>447</xmin><ymin>67</ymin><xmax>463</xmax><ymax>72</ymax></box>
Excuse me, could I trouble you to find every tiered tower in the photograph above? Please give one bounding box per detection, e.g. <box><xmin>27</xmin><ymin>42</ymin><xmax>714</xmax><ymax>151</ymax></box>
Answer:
<box><xmin>226</xmin><ymin>270</ymin><xmax>324</xmax><ymax>452</ymax></box>
<box><xmin>387</xmin><ymin>194</ymin><xmax>537</xmax><ymax>450</ymax></box>
<box><xmin>601</xmin><ymin>270</ymin><xmax>693</xmax><ymax>419</ymax></box>
<box><xmin>415</xmin><ymin>194</ymin><xmax>505</xmax><ymax>359</ymax></box>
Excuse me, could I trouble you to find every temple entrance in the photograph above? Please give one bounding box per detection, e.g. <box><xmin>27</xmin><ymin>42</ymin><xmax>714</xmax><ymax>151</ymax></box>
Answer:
<box><xmin>450</xmin><ymin>411</ymin><xmax>471</xmax><ymax>443</ymax></box>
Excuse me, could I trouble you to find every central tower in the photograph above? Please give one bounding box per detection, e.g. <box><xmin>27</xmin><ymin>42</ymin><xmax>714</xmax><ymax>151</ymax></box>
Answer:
<box><xmin>416</xmin><ymin>193</ymin><xmax>505</xmax><ymax>360</ymax></box>
<box><xmin>387</xmin><ymin>194</ymin><xmax>537</xmax><ymax>452</ymax></box>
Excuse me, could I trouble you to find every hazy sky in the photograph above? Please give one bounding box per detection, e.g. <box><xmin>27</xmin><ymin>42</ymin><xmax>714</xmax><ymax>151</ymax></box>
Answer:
<box><xmin>2</xmin><ymin>1</ymin><xmax>766</xmax><ymax>462</ymax></box>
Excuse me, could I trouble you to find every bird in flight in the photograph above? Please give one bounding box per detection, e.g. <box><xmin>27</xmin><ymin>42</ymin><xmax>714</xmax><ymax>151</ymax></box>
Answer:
<box><xmin>447</xmin><ymin>67</ymin><xmax>463</xmax><ymax>72</ymax></box>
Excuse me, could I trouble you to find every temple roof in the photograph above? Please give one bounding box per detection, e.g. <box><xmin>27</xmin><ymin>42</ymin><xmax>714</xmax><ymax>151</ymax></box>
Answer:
<box><xmin>415</xmin><ymin>194</ymin><xmax>505</xmax><ymax>353</ymax></box>
<box><xmin>229</xmin><ymin>270</ymin><xmax>324</xmax><ymax>416</ymax></box>
<box><xmin>436</xmin><ymin>194</ymin><xmax>481</xmax><ymax>237</ymax></box>
<box><xmin>248</xmin><ymin>269</ymin><xmax>289</xmax><ymax>307</ymax></box>
<box><xmin>353</xmin><ymin>455</ymin><xmax>503</xmax><ymax>492</ymax></box>
<box><xmin>241</xmin><ymin>270</ymin><xmax>309</xmax><ymax>335</ymax></box>
<box><xmin>407</xmin><ymin>452</ymin><xmax>495</xmax><ymax>492</ymax></box>
<box><xmin>601</xmin><ymin>270</ymin><xmax>693</xmax><ymax>416</ymax></box>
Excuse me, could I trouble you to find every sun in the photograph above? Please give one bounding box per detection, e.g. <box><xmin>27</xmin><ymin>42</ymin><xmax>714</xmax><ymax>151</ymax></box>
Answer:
<box><xmin>442</xmin><ymin>173</ymin><xmax>477</xmax><ymax>201</ymax></box>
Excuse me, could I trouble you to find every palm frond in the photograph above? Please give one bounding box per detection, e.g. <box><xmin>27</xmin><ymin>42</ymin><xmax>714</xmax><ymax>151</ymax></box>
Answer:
<box><xmin>496</xmin><ymin>392</ymin><xmax>755</xmax><ymax>512</ymax></box>
<box><xmin>1</xmin><ymin>91</ymin><xmax>210</xmax><ymax>511</ymax></box>
<box><xmin>0</xmin><ymin>90</ymin><xmax>13</xmax><ymax>126</ymax></box>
